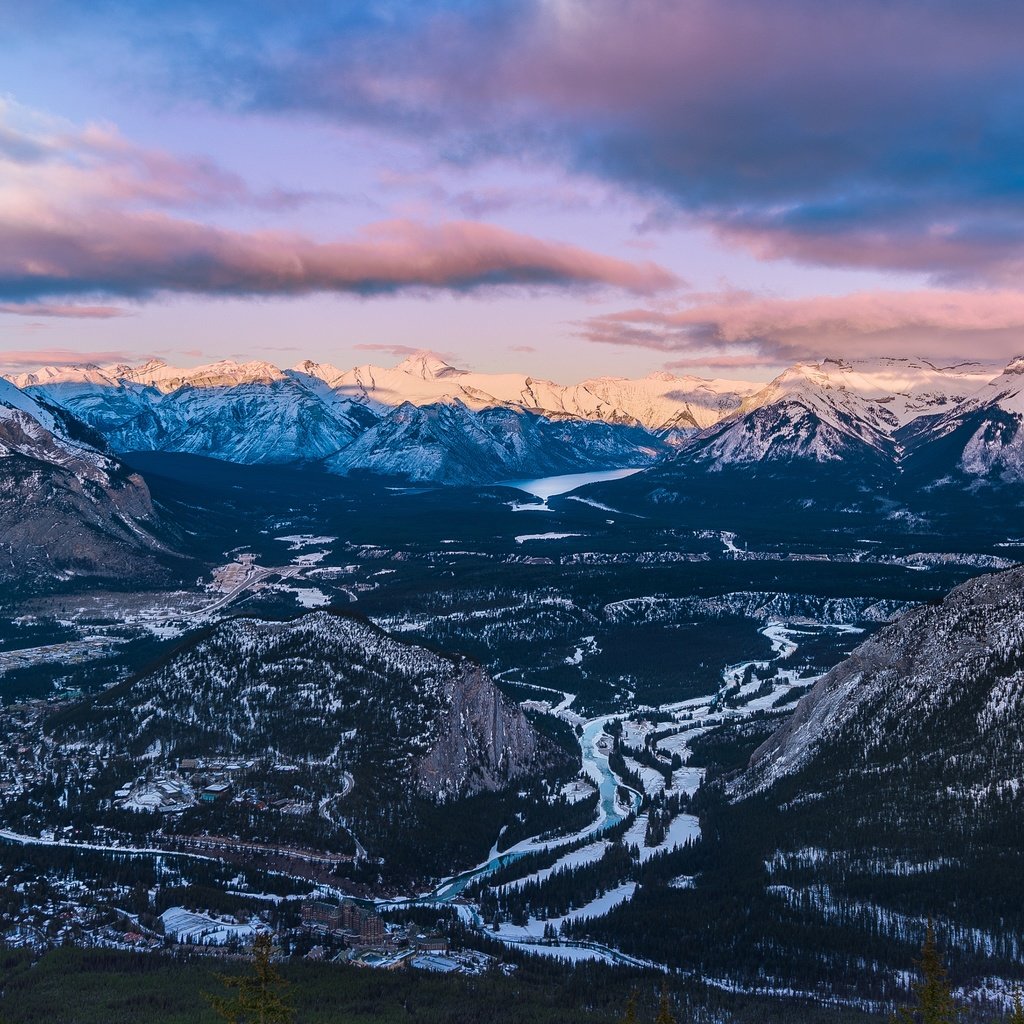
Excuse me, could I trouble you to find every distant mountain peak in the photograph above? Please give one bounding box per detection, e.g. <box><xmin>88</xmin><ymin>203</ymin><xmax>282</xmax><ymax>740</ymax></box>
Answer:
<box><xmin>394</xmin><ymin>350</ymin><xmax>465</xmax><ymax>379</ymax></box>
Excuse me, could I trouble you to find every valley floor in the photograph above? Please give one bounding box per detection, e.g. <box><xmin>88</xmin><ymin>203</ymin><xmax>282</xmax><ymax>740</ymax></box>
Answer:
<box><xmin>1</xmin><ymin>461</ymin><xmax>1022</xmax><ymax>1015</ymax></box>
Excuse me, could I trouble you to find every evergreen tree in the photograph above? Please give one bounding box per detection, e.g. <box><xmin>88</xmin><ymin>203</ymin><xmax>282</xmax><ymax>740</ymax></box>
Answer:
<box><xmin>655</xmin><ymin>980</ymin><xmax>677</xmax><ymax>1024</ymax></box>
<box><xmin>894</xmin><ymin>921</ymin><xmax>957</xmax><ymax>1024</ymax></box>
<box><xmin>207</xmin><ymin>932</ymin><xmax>294</xmax><ymax>1024</ymax></box>
<box><xmin>620</xmin><ymin>989</ymin><xmax>639</xmax><ymax>1024</ymax></box>
<box><xmin>1009</xmin><ymin>991</ymin><xmax>1024</xmax><ymax>1024</ymax></box>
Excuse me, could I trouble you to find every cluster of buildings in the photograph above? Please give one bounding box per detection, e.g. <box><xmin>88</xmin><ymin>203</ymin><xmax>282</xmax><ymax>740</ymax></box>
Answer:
<box><xmin>113</xmin><ymin>773</ymin><xmax>195</xmax><ymax>813</ymax></box>
<box><xmin>113</xmin><ymin>756</ymin><xmax>282</xmax><ymax>814</ymax></box>
<box><xmin>299</xmin><ymin>898</ymin><xmax>489</xmax><ymax>973</ymax></box>
<box><xmin>301</xmin><ymin>899</ymin><xmax>388</xmax><ymax>947</ymax></box>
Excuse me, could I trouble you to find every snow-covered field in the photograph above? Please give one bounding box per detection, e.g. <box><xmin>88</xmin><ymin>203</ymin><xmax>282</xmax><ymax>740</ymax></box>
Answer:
<box><xmin>493</xmin><ymin>881</ymin><xmax>638</xmax><ymax>942</ymax></box>
<box><xmin>160</xmin><ymin>907</ymin><xmax>260</xmax><ymax>945</ymax></box>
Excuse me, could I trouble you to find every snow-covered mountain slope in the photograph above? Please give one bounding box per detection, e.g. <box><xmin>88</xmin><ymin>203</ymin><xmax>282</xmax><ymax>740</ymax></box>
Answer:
<box><xmin>744</xmin><ymin>563</ymin><xmax>1024</xmax><ymax>794</ymax></box>
<box><xmin>666</xmin><ymin>362</ymin><xmax>899</xmax><ymax>469</ymax></box>
<box><xmin>19</xmin><ymin>364</ymin><xmax>375</xmax><ymax>463</ymax></box>
<box><xmin>656</xmin><ymin>357</ymin><xmax>995</xmax><ymax>472</ymax></box>
<box><xmin>719</xmin><ymin>564</ymin><xmax>1024</xmax><ymax>974</ymax></box>
<box><xmin>151</xmin><ymin>377</ymin><xmax>373</xmax><ymax>463</ymax></box>
<box><xmin>900</xmin><ymin>357</ymin><xmax>1024</xmax><ymax>483</ymax></box>
<box><xmin>70</xmin><ymin>611</ymin><xmax>553</xmax><ymax>801</ymax></box>
<box><xmin>324</xmin><ymin>399</ymin><xmax>663</xmax><ymax>484</ymax></box>
<box><xmin>0</xmin><ymin>377</ymin><xmax>167</xmax><ymax>585</ymax></box>
<box><xmin>804</xmin><ymin>357</ymin><xmax>992</xmax><ymax>426</ymax></box>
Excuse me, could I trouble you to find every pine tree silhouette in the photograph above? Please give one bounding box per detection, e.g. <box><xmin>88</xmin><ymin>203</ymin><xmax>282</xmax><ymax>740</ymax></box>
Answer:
<box><xmin>1009</xmin><ymin>991</ymin><xmax>1024</xmax><ymax>1024</ymax></box>
<box><xmin>620</xmin><ymin>989</ymin><xmax>639</xmax><ymax>1024</ymax></box>
<box><xmin>655</xmin><ymin>980</ymin><xmax>677</xmax><ymax>1024</ymax></box>
<box><xmin>208</xmin><ymin>932</ymin><xmax>294</xmax><ymax>1024</ymax></box>
<box><xmin>894</xmin><ymin>921</ymin><xmax>957</xmax><ymax>1024</ymax></box>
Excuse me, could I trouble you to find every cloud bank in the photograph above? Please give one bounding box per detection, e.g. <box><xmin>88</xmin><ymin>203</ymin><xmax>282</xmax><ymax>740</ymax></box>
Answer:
<box><xmin>580</xmin><ymin>290</ymin><xmax>1024</xmax><ymax>368</ymax></box>
<box><xmin>0</xmin><ymin>100</ymin><xmax>675</xmax><ymax>306</ymax></box>
<box><xmin>36</xmin><ymin>0</ymin><xmax>1024</xmax><ymax>283</ymax></box>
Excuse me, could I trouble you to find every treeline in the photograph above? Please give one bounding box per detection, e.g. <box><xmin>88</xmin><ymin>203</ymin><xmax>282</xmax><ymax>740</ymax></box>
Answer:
<box><xmin>0</xmin><ymin>923</ymin><xmax>997</xmax><ymax>1024</ymax></box>
<box><xmin>0</xmin><ymin>943</ymin><xmax>876</xmax><ymax>1024</ymax></box>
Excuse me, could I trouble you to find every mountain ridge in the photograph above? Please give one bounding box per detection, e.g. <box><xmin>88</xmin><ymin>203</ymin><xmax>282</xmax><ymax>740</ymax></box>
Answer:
<box><xmin>0</xmin><ymin>377</ymin><xmax>172</xmax><ymax>587</ymax></box>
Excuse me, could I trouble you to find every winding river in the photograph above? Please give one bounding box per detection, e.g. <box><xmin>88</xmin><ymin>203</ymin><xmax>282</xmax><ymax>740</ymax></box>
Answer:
<box><xmin>402</xmin><ymin>715</ymin><xmax>640</xmax><ymax>906</ymax></box>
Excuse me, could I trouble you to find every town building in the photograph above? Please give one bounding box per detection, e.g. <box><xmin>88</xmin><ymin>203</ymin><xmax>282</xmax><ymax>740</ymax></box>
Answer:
<box><xmin>201</xmin><ymin>782</ymin><xmax>232</xmax><ymax>804</ymax></box>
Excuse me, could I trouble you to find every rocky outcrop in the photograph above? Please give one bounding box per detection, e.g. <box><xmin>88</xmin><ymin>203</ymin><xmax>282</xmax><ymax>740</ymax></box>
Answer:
<box><xmin>417</xmin><ymin>662</ymin><xmax>545</xmax><ymax>797</ymax></box>
<box><xmin>77</xmin><ymin>611</ymin><xmax>552</xmax><ymax>801</ymax></box>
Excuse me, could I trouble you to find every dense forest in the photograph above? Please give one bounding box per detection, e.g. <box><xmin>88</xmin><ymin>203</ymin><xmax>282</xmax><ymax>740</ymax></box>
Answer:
<box><xmin>0</xmin><ymin>923</ymin><xmax>1007</xmax><ymax>1024</ymax></box>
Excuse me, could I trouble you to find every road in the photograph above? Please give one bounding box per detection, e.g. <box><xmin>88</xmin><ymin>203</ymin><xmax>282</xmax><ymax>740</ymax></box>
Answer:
<box><xmin>187</xmin><ymin>564</ymin><xmax>302</xmax><ymax>618</ymax></box>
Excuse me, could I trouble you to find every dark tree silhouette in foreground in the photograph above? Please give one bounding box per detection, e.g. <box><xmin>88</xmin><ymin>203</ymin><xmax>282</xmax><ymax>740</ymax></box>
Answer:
<box><xmin>208</xmin><ymin>932</ymin><xmax>293</xmax><ymax>1024</ymax></box>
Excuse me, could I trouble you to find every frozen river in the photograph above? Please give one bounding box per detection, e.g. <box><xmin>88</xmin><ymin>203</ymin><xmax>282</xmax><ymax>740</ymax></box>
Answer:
<box><xmin>423</xmin><ymin>716</ymin><xmax>640</xmax><ymax>904</ymax></box>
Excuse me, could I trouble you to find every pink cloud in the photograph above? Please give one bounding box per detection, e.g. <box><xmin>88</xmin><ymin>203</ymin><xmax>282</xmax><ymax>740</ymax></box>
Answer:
<box><xmin>579</xmin><ymin>289</ymin><xmax>1024</xmax><ymax>364</ymax></box>
<box><xmin>0</xmin><ymin>211</ymin><xmax>678</xmax><ymax>302</ymax></box>
<box><xmin>0</xmin><ymin>100</ymin><xmax>677</xmax><ymax>307</ymax></box>
<box><xmin>0</xmin><ymin>100</ymin><xmax>322</xmax><ymax>212</ymax></box>
<box><xmin>0</xmin><ymin>303</ymin><xmax>130</xmax><ymax>318</ymax></box>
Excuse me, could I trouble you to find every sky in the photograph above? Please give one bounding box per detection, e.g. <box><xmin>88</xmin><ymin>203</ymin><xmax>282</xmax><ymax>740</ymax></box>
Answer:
<box><xmin>3</xmin><ymin>0</ymin><xmax>1024</xmax><ymax>382</ymax></box>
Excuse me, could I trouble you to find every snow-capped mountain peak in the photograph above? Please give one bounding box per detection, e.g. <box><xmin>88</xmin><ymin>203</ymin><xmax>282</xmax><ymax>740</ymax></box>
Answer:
<box><xmin>8</xmin><ymin>363</ymin><xmax>123</xmax><ymax>390</ymax></box>
<box><xmin>122</xmin><ymin>358</ymin><xmax>286</xmax><ymax>392</ymax></box>
<box><xmin>8</xmin><ymin>351</ymin><xmax>1024</xmax><ymax>486</ymax></box>
<box><xmin>0</xmin><ymin>376</ymin><xmax>61</xmax><ymax>435</ymax></box>
<box><xmin>896</xmin><ymin>355</ymin><xmax>1024</xmax><ymax>483</ymax></box>
<box><xmin>668</xmin><ymin>360</ymin><xmax>900</xmax><ymax>468</ymax></box>
<box><xmin>393</xmin><ymin>350</ymin><xmax>466</xmax><ymax>379</ymax></box>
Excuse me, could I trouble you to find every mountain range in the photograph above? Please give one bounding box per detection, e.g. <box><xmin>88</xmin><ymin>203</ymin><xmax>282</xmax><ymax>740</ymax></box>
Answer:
<box><xmin>8</xmin><ymin>351</ymin><xmax>1024</xmax><ymax>488</ymax></box>
<box><xmin>5</xmin><ymin>353</ymin><xmax>749</xmax><ymax>483</ymax></box>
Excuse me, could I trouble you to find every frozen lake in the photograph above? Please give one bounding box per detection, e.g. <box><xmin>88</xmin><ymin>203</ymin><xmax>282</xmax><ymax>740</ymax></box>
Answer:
<box><xmin>499</xmin><ymin>468</ymin><xmax>642</xmax><ymax>506</ymax></box>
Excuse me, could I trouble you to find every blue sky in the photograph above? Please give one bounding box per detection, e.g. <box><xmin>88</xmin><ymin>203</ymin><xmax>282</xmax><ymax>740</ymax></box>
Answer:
<box><xmin>3</xmin><ymin>1</ymin><xmax>1023</xmax><ymax>381</ymax></box>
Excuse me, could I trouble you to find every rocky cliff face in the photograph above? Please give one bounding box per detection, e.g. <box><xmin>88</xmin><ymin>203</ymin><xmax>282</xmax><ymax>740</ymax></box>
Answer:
<box><xmin>417</xmin><ymin>662</ymin><xmax>544</xmax><ymax>798</ymax></box>
<box><xmin>0</xmin><ymin>377</ymin><xmax>168</xmax><ymax>586</ymax></box>
<box><xmin>743</xmin><ymin>563</ymin><xmax>1024</xmax><ymax>795</ymax></box>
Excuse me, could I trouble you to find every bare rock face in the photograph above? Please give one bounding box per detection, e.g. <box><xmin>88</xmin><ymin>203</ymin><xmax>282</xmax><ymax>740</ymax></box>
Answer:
<box><xmin>0</xmin><ymin>378</ymin><xmax>168</xmax><ymax>586</ymax></box>
<box><xmin>417</xmin><ymin>662</ymin><xmax>546</xmax><ymax>798</ymax></box>
<box><xmin>742</xmin><ymin>563</ymin><xmax>1024</xmax><ymax>796</ymax></box>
